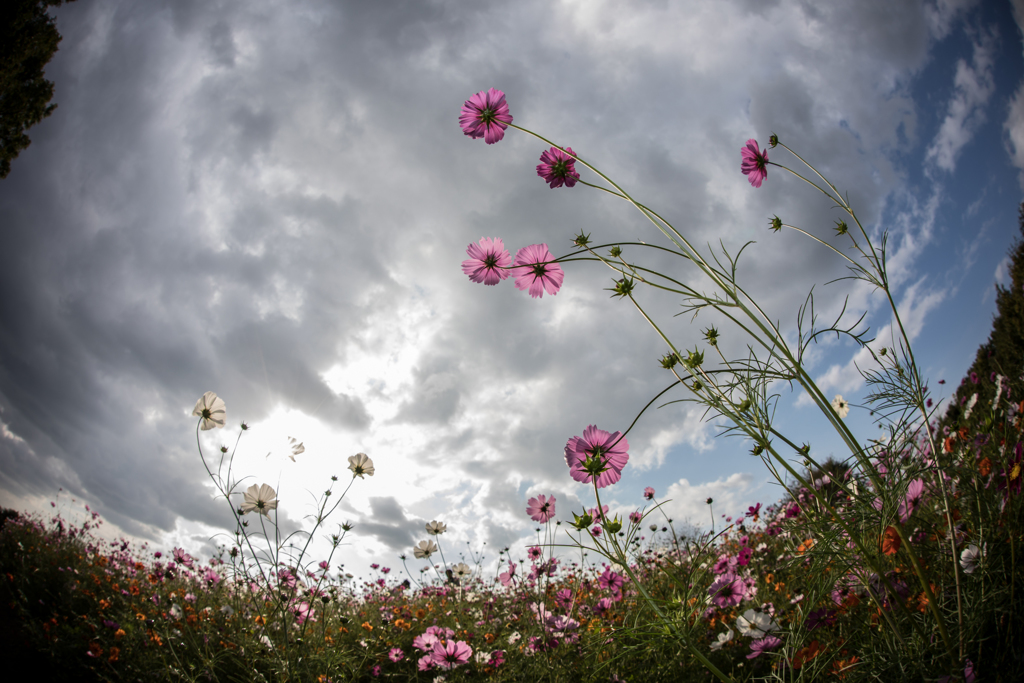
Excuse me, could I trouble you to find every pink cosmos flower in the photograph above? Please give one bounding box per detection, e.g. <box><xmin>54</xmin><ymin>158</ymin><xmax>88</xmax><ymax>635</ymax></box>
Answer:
<box><xmin>495</xmin><ymin>561</ymin><xmax>516</xmax><ymax>589</ymax></box>
<box><xmin>511</xmin><ymin>243</ymin><xmax>564</xmax><ymax>298</ymax></box>
<box><xmin>417</xmin><ymin>654</ymin><xmax>434</xmax><ymax>671</ymax></box>
<box><xmin>740</xmin><ymin>139</ymin><xmax>769</xmax><ymax>188</ymax></box>
<box><xmin>629</xmin><ymin>511</ymin><xmax>642</xmax><ymax>525</ymax></box>
<box><xmin>462</xmin><ymin>237</ymin><xmax>512</xmax><ymax>286</ymax></box>
<box><xmin>526</xmin><ymin>494</ymin><xmax>557</xmax><ymax>523</ymax></box>
<box><xmin>897</xmin><ymin>478</ymin><xmax>925</xmax><ymax>523</ymax></box>
<box><xmin>598</xmin><ymin>567</ymin><xmax>625</xmax><ymax>593</ymax></box>
<box><xmin>643</xmin><ymin>486</ymin><xmax>655</xmax><ymax>500</ymax></box>
<box><xmin>564</xmin><ymin>425</ymin><xmax>630</xmax><ymax>489</ymax></box>
<box><xmin>536</xmin><ymin>146</ymin><xmax>580</xmax><ymax>188</ymax></box>
<box><xmin>431</xmin><ymin>639</ymin><xmax>473</xmax><ymax>669</ymax></box>
<box><xmin>709</xmin><ymin>572</ymin><xmax>745</xmax><ymax>608</ymax></box>
<box><xmin>527</xmin><ymin>546</ymin><xmax>543</xmax><ymax>561</ymax></box>
<box><xmin>389</xmin><ymin>647</ymin><xmax>405</xmax><ymax>662</ymax></box>
<box><xmin>747</xmin><ymin>635</ymin><xmax>782</xmax><ymax>659</ymax></box>
<box><xmin>459</xmin><ymin>88</ymin><xmax>512</xmax><ymax>144</ymax></box>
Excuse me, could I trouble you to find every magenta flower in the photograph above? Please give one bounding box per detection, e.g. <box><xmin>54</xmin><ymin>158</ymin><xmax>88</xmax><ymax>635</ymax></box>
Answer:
<box><xmin>747</xmin><ymin>635</ymin><xmax>782</xmax><ymax>659</ymax></box>
<box><xmin>511</xmin><ymin>243</ymin><xmax>564</xmax><ymax>298</ymax></box>
<box><xmin>498</xmin><ymin>561</ymin><xmax>517</xmax><ymax>586</ymax></box>
<box><xmin>462</xmin><ymin>237</ymin><xmax>512</xmax><ymax>286</ymax></box>
<box><xmin>527</xmin><ymin>546</ymin><xmax>543</xmax><ymax>561</ymax></box>
<box><xmin>598</xmin><ymin>567</ymin><xmax>625</xmax><ymax>593</ymax></box>
<box><xmin>643</xmin><ymin>486</ymin><xmax>655</xmax><ymax>500</ymax></box>
<box><xmin>526</xmin><ymin>494</ymin><xmax>557</xmax><ymax>523</ymax></box>
<box><xmin>389</xmin><ymin>647</ymin><xmax>405</xmax><ymax>662</ymax></box>
<box><xmin>431</xmin><ymin>639</ymin><xmax>473</xmax><ymax>669</ymax></box>
<box><xmin>536</xmin><ymin>146</ymin><xmax>580</xmax><ymax>188</ymax></box>
<box><xmin>897</xmin><ymin>478</ymin><xmax>925</xmax><ymax>523</ymax></box>
<box><xmin>459</xmin><ymin>88</ymin><xmax>512</xmax><ymax>144</ymax></box>
<box><xmin>564</xmin><ymin>425</ymin><xmax>630</xmax><ymax>489</ymax></box>
<box><xmin>708</xmin><ymin>572</ymin><xmax>745</xmax><ymax>608</ymax></box>
<box><xmin>629</xmin><ymin>511</ymin><xmax>642</xmax><ymax>525</ymax></box>
<box><xmin>740</xmin><ymin>139</ymin><xmax>769</xmax><ymax>188</ymax></box>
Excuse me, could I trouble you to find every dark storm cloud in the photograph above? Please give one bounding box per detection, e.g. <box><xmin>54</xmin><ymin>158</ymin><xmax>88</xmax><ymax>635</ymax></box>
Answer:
<box><xmin>0</xmin><ymin>0</ymin><xmax>1013</xmax><ymax>576</ymax></box>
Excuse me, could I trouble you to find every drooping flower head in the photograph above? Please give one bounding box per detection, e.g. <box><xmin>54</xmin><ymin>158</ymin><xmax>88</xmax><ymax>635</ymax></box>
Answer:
<box><xmin>564</xmin><ymin>425</ymin><xmax>630</xmax><ymax>489</ymax></box>
<box><xmin>511</xmin><ymin>244</ymin><xmax>564</xmax><ymax>298</ymax></box>
<box><xmin>498</xmin><ymin>561</ymin><xmax>516</xmax><ymax>586</ymax></box>
<box><xmin>536</xmin><ymin>146</ymin><xmax>580</xmax><ymax>188</ymax></box>
<box><xmin>462</xmin><ymin>237</ymin><xmax>512</xmax><ymax>285</ymax></box>
<box><xmin>459</xmin><ymin>88</ymin><xmax>512</xmax><ymax>144</ymax></box>
<box><xmin>240</xmin><ymin>483</ymin><xmax>278</xmax><ymax>517</ymax></box>
<box><xmin>897</xmin><ymin>478</ymin><xmax>925</xmax><ymax>523</ymax></box>
<box><xmin>425</xmin><ymin>520</ymin><xmax>447</xmax><ymax>536</ymax></box>
<box><xmin>192</xmin><ymin>391</ymin><xmax>226</xmax><ymax>430</ymax></box>
<box><xmin>747</xmin><ymin>636</ymin><xmax>782</xmax><ymax>659</ymax></box>
<box><xmin>348</xmin><ymin>453</ymin><xmax>374</xmax><ymax>478</ymax></box>
<box><xmin>526</xmin><ymin>494</ymin><xmax>556</xmax><ymax>523</ymax></box>
<box><xmin>643</xmin><ymin>486</ymin><xmax>655</xmax><ymax>500</ymax></box>
<box><xmin>740</xmin><ymin>139</ymin><xmax>769</xmax><ymax>188</ymax></box>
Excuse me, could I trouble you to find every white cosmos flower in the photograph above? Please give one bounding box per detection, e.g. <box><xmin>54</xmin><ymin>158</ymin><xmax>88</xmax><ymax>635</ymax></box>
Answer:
<box><xmin>413</xmin><ymin>539</ymin><xmax>437</xmax><ymax>559</ymax></box>
<box><xmin>452</xmin><ymin>562</ymin><xmax>472</xmax><ymax>580</ymax></box>
<box><xmin>736</xmin><ymin>609</ymin><xmax>779</xmax><ymax>638</ymax></box>
<box><xmin>710</xmin><ymin>629</ymin><xmax>733</xmax><ymax>651</ymax></box>
<box><xmin>347</xmin><ymin>453</ymin><xmax>374</xmax><ymax>478</ymax></box>
<box><xmin>425</xmin><ymin>520</ymin><xmax>447</xmax><ymax>536</ymax></box>
<box><xmin>960</xmin><ymin>544</ymin><xmax>983</xmax><ymax>574</ymax></box>
<box><xmin>830</xmin><ymin>395</ymin><xmax>850</xmax><ymax>419</ymax></box>
<box><xmin>240</xmin><ymin>483</ymin><xmax>278</xmax><ymax>517</ymax></box>
<box><xmin>288</xmin><ymin>437</ymin><xmax>305</xmax><ymax>462</ymax></box>
<box><xmin>192</xmin><ymin>391</ymin><xmax>226</xmax><ymax>430</ymax></box>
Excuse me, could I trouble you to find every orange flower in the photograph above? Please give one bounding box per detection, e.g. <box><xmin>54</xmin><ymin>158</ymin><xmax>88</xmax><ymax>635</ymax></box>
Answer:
<box><xmin>832</xmin><ymin>656</ymin><xmax>860</xmax><ymax>679</ymax></box>
<box><xmin>943</xmin><ymin>436</ymin><xmax>956</xmax><ymax>453</ymax></box>
<box><xmin>881</xmin><ymin>526</ymin><xmax>901</xmax><ymax>556</ymax></box>
<box><xmin>98</xmin><ymin>599</ymin><xmax>110</xmax><ymax>610</ymax></box>
<box><xmin>979</xmin><ymin>458</ymin><xmax>992</xmax><ymax>476</ymax></box>
<box><xmin>115</xmin><ymin>629</ymin><xmax>125</xmax><ymax>639</ymax></box>
<box><xmin>254</xmin><ymin>615</ymin><xmax>266</xmax><ymax>626</ymax></box>
<box><xmin>393</xmin><ymin>618</ymin><xmax>411</xmax><ymax>631</ymax></box>
<box><xmin>415</xmin><ymin>608</ymin><xmax>426</xmax><ymax>619</ymax></box>
<box><xmin>791</xmin><ymin>640</ymin><xmax>823</xmax><ymax>669</ymax></box>
<box><xmin>361</xmin><ymin>621</ymin><xmax>373</xmax><ymax>631</ymax></box>
<box><xmin>484</xmin><ymin>633</ymin><xmax>495</xmax><ymax>644</ymax></box>
<box><xmin>88</xmin><ymin>642</ymin><xmax>103</xmax><ymax>658</ymax></box>
<box><xmin>136</xmin><ymin>612</ymin><xmax>146</xmax><ymax>621</ymax></box>
<box><xmin>107</xmin><ymin>646</ymin><xmax>120</xmax><ymax>663</ymax></box>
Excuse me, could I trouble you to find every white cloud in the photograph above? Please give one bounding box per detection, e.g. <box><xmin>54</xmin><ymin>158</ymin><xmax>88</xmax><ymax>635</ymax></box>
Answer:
<box><xmin>660</xmin><ymin>472</ymin><xmax>761</xmax><ymax>528</ymax></box>
<box><xmin>926</xmin><ymin>28</ymin><xmax>996</xmax><ymax>174</ymax></box>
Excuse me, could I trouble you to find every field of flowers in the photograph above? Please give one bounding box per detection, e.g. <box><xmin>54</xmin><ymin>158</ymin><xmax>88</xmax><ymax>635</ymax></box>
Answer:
<box><xmin>4</xmin><ymin>89</ymin><xmax>1024</xmax><ymax>682</ymax></box>
<box><xmin>3</xmin><ymin>367</ymin><xmax>1022</xmax><ymax>682</ymax></box>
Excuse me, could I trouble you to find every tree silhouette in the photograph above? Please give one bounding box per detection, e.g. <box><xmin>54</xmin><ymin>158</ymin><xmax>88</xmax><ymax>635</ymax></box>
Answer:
<box><xmin>939</xmin><ymin>202</ymin><xmax>1024</xmax><ymax>429</ymax></box>
<box><xmin>0</xmin><ymin>0</ymin><xmax>76</xmax><ymax>179</ymax></box>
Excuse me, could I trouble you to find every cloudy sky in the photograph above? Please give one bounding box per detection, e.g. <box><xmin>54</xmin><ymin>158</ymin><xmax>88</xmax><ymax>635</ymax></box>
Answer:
<box><xmin>1</xmin><ymin>0</ymin><xmax>1023</xmax><ymax>581</ymax></box>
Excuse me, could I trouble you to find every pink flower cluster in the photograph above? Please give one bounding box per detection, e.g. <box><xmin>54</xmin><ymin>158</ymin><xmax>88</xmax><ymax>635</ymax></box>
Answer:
<box><xmin>462</xmin><ymin>238</ymin><xmax>564</xmax><ymax>298</ymax></box>
<box><xmin>412</xmin><ymin>625</ymin><xmax>473</xmax><ymax>671</ymax></box>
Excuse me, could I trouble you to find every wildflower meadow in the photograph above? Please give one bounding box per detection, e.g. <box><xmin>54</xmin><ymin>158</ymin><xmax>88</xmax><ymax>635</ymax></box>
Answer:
<box><xmin>3</xmin><ymin>89</ymin><xmax>1024</xmax><ymax>682</ymax></box>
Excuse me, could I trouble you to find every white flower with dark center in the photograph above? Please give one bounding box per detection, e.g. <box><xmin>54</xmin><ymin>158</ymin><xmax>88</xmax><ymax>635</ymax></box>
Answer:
<box><xmin>192</xmin><ymin>391</ymin><xmax>226</xmax><ymax>430</ymax></box>
<box><xmin>710</xmin><ymin>629</ymin><xmax>733</xmax><ymax>651</ymax></box>
<box><xmin>413</xmin><ymin>540</ymin><xmax>437</xmax><ymax>559</ymax></box>
<box><xmin>347</xmin><ymin>453</ymin><xmax>374</xmax><ymax>478</ymax></box>
<box><xmin>426</xmin><ymin>520</ymin><xmax>447</xmax><ymax>536</ymax></box>
<box><xmin>240</xmin><ymin>483</ymin><xmax>278</xmax><ymax>517</ymax></box>
<box><xmin>452</xmin><ymin>562</ymin><xmax>472</xmax><ymax>580</ymax></box>
<box><xmin>830</xmin><ymin>395</ymin><xmax>850</xmax><ymax>418</ymax></box>
<box><xmin>736</xmin><ymin>609</ymin><xmax>779</xmax><ymax>638</ymax></box>
<box><xmin>960</xmin><ymin>544</ymin><xmax>983</xmax><ymax>574</ymax></box>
